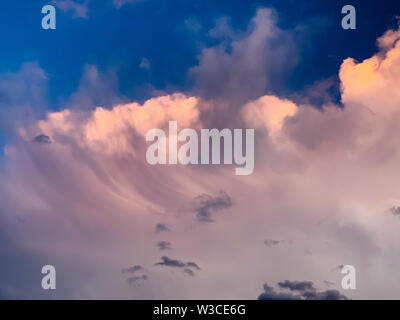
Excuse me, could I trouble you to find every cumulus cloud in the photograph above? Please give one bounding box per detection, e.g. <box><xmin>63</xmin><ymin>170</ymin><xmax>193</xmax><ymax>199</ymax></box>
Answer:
<box><xmin>66</xmin><ymin>65</ymin><xmax>123</xmax><ymax>110</ymax></box>
<box><xmin>242</xmin><ymin>95</ymin><xmax>297</xmax><ymax>138</ymax></box>
<box><xmin>190</xmin><ymin>8</ymin><xmax>297</xmax><ymax>114</ymax></box>
<box><xmin>3</xmin><ymin>10</ymin><xmax>400</xmax><ymax>299</ymax></box>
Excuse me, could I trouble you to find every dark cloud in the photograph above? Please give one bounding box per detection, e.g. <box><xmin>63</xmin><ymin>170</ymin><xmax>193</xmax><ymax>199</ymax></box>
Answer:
<box><xmin>155</xmin><ymin>223</ymin><xmax>170</xmax><ymax>233</ymax></box>
<box><xmin>192</xmin><ymin>190</ymin><xmax>232</xmax><ymax>222</ymax></box>
<box><xmin>121</xmin><ymin>265</ymin><xmax>143</xmax><ymax>274</ymax></box>
<box><xmin>154</xmin><ymin>256</ymin><xmax>201</xmax><ymax>272</ymax></box>
<box><xmin>278</xmin><ymin>280</ymin><xmax>314</xmax><ymax>292</ymax></box>
<box><xmin>127</xmin><ymin>274</ymin><xmax>148</xmax><ymax>285</ymax></box>
<box><xmin>155</xmin><ymin>256</ymin><xmax>186</xmax><ymax>268</ymax></box>
<box><xmin>302</xmin><ymin>289</ymin><xmax>348</xmax><ymax>300</ymax></box>
<box><xmin>33</xmin><ymin>134</ymin><xmax>52</xmax><ymax>144</ymax></box>
<box><xmin>390</xmin><ymin>206</ymin><xmax>400</xmax><ymax>215</ymax></box>
<box><xmin>157</xmin><ymin>241</ymin><xmax>172</xmax><ymax>251</ymax></box>
<box><xmin>258</xmin><ymin>284</ymin><xmax>301</xmax><ymax>300</ymax></box>
<box><xmin>258</xmin><ymin>281</ymin><xmax>348</xmax><ymax>300</ymax></box>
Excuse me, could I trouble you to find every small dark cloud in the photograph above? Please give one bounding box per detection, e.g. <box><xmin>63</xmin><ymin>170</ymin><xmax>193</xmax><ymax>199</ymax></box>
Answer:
<box><xmin>33</xmin><ymin>134</ymin><xmax>51</xmax><ymax>144</ymax></box>
<box><xmin>278</xmin><ymin>280</ymin><xmax>314</xmax><ymax>292</ymax></box>
<box><xmin>390</xmin><ymin>206</ymin><xmax>400</xmax><ymax>215</ymax></box>
<box><xmin>258</xmin><ymin>281</ymin><xmax>348</xmax><ymax>300</ymax></box>
<box><xmin>121</xmin><ymin>265</ymin><xmax>143</xmax><ymax>274</ymax></box>
<box><xmin>264</xmin><ymin>239</ymin><xmax>282</xmax><ymax>247</ymax></box>
<box><xmin>155</xmin><ymin>223</ymin><xmax>170</xmax><ymax>233</ymax></box>
<box><xmin>183</xmin><ymin>268</ymin><xmax>195</xmax><ymax>276</ymax></box>
<box><xmin>154</xmin><ymin>256</ymin><xmax>201</xmax><ymax>273</ymax></box>
<box><xmin>127</xmin><ymin>274</ymin><xmax>148</xmax><ymax>285</ymax></box>
<box><xmin>155</xmin><ymin>256</ymin><xmax>186</xmax><ymax>268</ymax></box>
<box><xmin>192</xmin><ymin>190</ymin><xmax>233</xmax><ymax>222</ymax></box>
<box><xmin>157</xmin><ymin>241</ymin><xmax>172</xmax><ymax>251</ymax></box>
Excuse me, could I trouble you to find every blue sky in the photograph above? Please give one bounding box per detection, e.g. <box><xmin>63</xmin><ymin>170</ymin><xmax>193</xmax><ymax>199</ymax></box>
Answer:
<box><xmin>0</xmin><ymin>0</ymin><xmax>399</xmax><ymax>102</ymax></box>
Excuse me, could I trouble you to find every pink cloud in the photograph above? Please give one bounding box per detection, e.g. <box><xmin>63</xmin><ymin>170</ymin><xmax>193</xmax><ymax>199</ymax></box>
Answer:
<box><xmin>3</xmin><ymin>11</ymin><xmax>400</xmax><ymax>299</ymax></box>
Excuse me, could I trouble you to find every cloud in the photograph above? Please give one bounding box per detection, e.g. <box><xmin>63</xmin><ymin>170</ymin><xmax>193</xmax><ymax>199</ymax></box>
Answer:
<box><xmin>183</xmin><ymin>268</ymin><xmax>195</xmax><ymax>276</ymax></box>
<box><xmin>155</xmin><ymin>223</ymin><xmax>170</xmax><ymax>233</ymax></box>
<box><xmin>157</xmin><ymin>241</ymin><xmax>172</xmax><ymax>251</ymax></box>
<box><xmin>278</xmin><ymin>280</ymin><xmax>314</xmax><ymax>292</ymax></box>
<box><xmin>127</xmin><ymin>274</ymin><xmax>148</xmax><ymax>285</ymax></box>
<box><xmin>51</xmin><ymin>0</ymin><xmax>88</xmax><ymax>19</ymax></box>
<box><xmin>377</xmin><ymin>27</ymin><xmax>400</xmax><ymax>51</ymax></box>
<box><xmin>258</xmin><ymin>284</ymin><xmax>300</xmax><ymax>300</ymax></box>
<box><xmin>154</xmin><ymin>256</ymin><xmax>186</xmax><ymax>268</ymax></box>
<box><xmin>258</xmin><ymin>281</ymin><xmax>348</xmax><ymax>300</ymax></box>
<box><xmin>192</xmin><ymin>190</ymin><xmax>233</xmax><ymax>222</ymax></box>
<box><xmin>264</xmin><ymin>239</ymin><xmax>284</xmax><ymax>247</ymax></box>
<box><xmin>242</xmin><ymin>95</ymin><xmax>297</xmax><ymax>138</ymax></box>
<box><xmin>186</xmin><ymin>262</ymin><xmax>200</xmax><ymax>270</ymax></box>
<box><xmin>3</xmin><ymin>11</ymin><xmax>400</xmax><ymax>299</ymax></box>
<box><xmin>154</xmin><ymin>257</ymin><xmax>200</xmax><ymax>271</ymax></box>
<box><xmin>121</xmin><ymin>265</ymin><xmax>143</xmax><ymax>274</ymax></box>
<box><xmin>190</xmin><ymin>8</ymin><xmax>296</xmax><ymax>110</ymax></box>
<box><xmin>0</xmin><ymin>62</ymin><xmax>47</xmax><ymax>135</ymax></box>
<box><xmin>32</xmin><ymin>134</ymin><xmax>52</xmax><ymax>144</ymax></box>
<box><xmin>65</xmin><ymin>65</ymin><xmax>123</xmax><ymax>110</ymax></box>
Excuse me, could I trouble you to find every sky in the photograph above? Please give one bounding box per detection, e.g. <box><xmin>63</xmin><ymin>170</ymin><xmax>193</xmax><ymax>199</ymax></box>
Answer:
<box><xmin>1</xmin><ymin>0</ymin><xmax>400</xmax><ymax>299</ymax></box>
